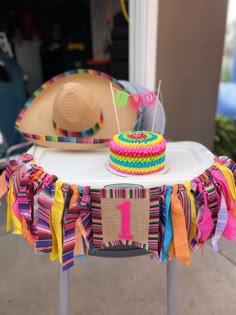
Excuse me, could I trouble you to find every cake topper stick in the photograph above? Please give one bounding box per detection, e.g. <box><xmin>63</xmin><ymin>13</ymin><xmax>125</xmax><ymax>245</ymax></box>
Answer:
<box><xmin>110</xmin><ymin>82</ymin><xmax>121</xmax><ymax>133</ymax></box>
<box><xmin>151</xmin><ymin>80</ymin><xmax>162</xmax><ymax>132</ymax></box>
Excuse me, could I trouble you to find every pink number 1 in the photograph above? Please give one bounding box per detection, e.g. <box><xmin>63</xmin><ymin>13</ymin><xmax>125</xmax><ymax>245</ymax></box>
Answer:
<box><xmin>117</xmin><ymin>201</ymin><xmax>133</xmax><ymax>240</ymax></box>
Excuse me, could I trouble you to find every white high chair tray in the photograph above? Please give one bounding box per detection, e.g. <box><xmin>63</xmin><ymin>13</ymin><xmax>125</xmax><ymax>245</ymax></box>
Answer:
<box><xmin>28</xmin><ymin>141</ymin><xmax>215</xmax><ymax>188</ymax></box>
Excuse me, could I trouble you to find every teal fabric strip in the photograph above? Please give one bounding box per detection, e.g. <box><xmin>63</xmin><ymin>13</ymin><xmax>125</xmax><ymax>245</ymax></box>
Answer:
<box><xmin>161</xmin><ymin>185</ymin><xmax>173</xmax><ymax>262</ymax></box>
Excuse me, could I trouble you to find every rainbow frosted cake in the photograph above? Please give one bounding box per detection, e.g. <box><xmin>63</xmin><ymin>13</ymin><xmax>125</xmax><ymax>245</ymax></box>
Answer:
<box><xmin>109</xmin><ymin>131</ymin><xmax>166</xmax><ymax>175</ymax></box>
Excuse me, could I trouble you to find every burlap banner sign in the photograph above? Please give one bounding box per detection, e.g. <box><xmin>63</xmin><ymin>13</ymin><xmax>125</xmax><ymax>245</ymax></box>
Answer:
<box><xmin>91</xmin><ymin>187</ymin><xmax>161</xmax><ymax>251</ymax></box>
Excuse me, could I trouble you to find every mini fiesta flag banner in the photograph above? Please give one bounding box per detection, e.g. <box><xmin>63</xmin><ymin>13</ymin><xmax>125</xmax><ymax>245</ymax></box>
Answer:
<box><xmin>113</xmin><ymin>88</ymin><xmax>157</xmax><ymax>109</ymax></box>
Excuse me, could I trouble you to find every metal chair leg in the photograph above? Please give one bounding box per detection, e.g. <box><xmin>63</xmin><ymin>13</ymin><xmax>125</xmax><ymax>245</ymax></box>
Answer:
<box><xmin>59</xmin><ymin>266</ymin><xmax>69</xmax><ymax>315</ymax></box>
<box><xmin>167</xmin><ymin>259</ymin><xmax>178</xmax><ymax>315</ymax></box>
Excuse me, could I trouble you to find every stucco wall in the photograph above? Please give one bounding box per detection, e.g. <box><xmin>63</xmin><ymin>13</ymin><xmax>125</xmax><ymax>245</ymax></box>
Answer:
<box><xmin>157</xmin><ymin>0</ymin><xmax>228</xmax><ymax>150</ymax></box>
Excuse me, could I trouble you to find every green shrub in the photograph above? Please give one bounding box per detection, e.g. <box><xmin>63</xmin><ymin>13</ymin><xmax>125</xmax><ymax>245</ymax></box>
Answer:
<box><xmin>213</xmin><ymin>114</ymin><xmax>236</xmax><ymax>160</ymax></box>
<box><xmin>221</xmin><ymin>66</ymin><xmax>232</xmax><ymax>82</ymax></box>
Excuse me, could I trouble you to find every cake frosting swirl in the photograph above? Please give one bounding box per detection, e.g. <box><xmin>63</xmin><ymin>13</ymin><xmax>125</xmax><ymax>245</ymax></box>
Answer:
<box><xmin>109</xmin><ymin>131</ymin><xmax>166</xmax><ymax>175</ymax></box>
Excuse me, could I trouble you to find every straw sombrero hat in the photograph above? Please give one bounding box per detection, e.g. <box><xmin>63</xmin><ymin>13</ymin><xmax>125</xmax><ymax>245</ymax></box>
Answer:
<box><xmin>16</xmin><ymin>69</ymin><xmax>139</xmax><ymax>150</ymax></box>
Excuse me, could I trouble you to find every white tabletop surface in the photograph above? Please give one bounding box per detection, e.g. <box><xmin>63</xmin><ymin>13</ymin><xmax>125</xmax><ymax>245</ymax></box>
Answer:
<box><xmin>28</xmin><ymin>141</ymin><xmax>215</xmax><ymax>188</ymax></box>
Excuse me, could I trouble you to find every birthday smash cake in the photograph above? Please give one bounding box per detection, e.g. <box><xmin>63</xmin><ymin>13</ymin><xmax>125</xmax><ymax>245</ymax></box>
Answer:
<box><xmin>109</xmin><ymin>131</ymin><xmax>166</xmax><ymax>175</ymax></box>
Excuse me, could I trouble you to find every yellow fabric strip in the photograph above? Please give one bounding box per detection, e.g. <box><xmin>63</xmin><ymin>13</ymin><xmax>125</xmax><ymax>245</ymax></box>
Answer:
<box><xmin>214</xmin><ymin>162</ymin><xmax>236</xmax><ymax>215</ymax></box>
<box><xmin>50</xmin><ymin>180</ymin><xmax>64</xmax><ymax>263</ymax></box>
<box><xmin>170</xmin><ymin>185</ymin><xmax>191</xmax><ymax>266</ymax></box>
<box><xmin>6</xmin><ymin>177</ymin><xmax>13</xmax><ymax>233</ymax></box>
<box><xmin>184</xmin><ymin>181</ymin><xmax>197</xmax><ymax>244</ymax></box>
<box><xmin>6</xmin><ymin>177</ymin><xmax>22</xmax><ymax>234</ymax></box>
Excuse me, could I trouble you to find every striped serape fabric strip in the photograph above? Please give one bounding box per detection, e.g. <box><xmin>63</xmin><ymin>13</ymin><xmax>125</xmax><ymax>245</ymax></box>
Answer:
<box><xmin>61</xmin><ymin>184</ymin><xmax>74</xmax><ymax>270</ymax></box>
<box><xmin>78</xmin><ymin>186</ymin><xmax>93</xmax><ymax>253</ymax></box>
<box><xmin>35</xmin><ymin>174</ymin><xmax>58</xmax><ymax>253</ymax></box>
<box><xmin>100</xmin><ymin>187</ymin><xmax>147</xmax><ymax>199</ymax></box>
<box><xmin>13</xmin><ymin>162</ymin><xmax>36</xmax><ymax>243</ymax></box>
<box><xmin>28</xmin><ymin>166</ymin><xmax>46</xmax><ymax>241</ymax></box>
<box><xmin>90</xmin><ymin>188</ymin><xmax>102</xmax><ymax>249</ymax></box>
<box><xmin>62</xmin><ymin>184</ymin><xmax>93</xmax><ymax>271</ymax></box>
<box><xmin>148</xmin><ymin>187</ymin><xmax>161</xmax><ymax>258</ymax></box>
<box><xmin>5</xmin><ymin>154</ymin><xmax>34</xmax><ymax>187</ymax></box>
<box><xmin>91</xmin><ymin>188</ymin><xmax>120</xmax><ymax>249</ymax></box>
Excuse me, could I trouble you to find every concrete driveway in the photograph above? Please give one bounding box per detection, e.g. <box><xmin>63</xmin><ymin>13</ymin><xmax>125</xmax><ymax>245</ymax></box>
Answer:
<box><xmin>1</xmin><ymin>199</ymin><xmax>236</xmax><ymax>315</ymax></box>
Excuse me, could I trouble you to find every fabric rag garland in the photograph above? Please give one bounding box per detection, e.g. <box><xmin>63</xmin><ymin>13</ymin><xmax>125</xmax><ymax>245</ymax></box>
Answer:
<box><xmin>0</xmin><ymin>154</ymin><xmax>236</xmax><ymax>271</ymax></box>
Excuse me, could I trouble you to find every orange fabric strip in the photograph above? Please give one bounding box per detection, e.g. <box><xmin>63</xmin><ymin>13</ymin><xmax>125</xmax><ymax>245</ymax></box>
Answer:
<box><xmin>22</xmin><ymin>218</ymin><xmax>34</xmax><ymax>247</ymax></box>
<box><xmin>74</xmin><ymin>219</ymin><xmax>84</xmax><ymax>256</ymax></box>
<box><xmin>30</xmin><ymin>167</ymin><xmax>44</xmax><ymax>182</ymax></box>
<box><xmin>170</xmin><ymin>185</ymin><xmax>191</xmax><ymax>266</ymax></box>
<box><xmin>168</xmin><ymin>241</ymin><xmax>175</xmax><ymax>261</ymax></box>
<box><xmin>74</xmin><ymin>217</ymin><xmax>89</xmax><ymax>257</ymax></box>
<box><xmin>70</xmin><ymin>184</ymin><xmax>80</xmax><ymax>207</ymax></box>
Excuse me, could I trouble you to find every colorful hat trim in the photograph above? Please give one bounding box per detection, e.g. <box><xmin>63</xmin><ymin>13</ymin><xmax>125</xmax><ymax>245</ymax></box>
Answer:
<box><xmin>52</xmin><ymin>112</ymin><xmax>104</xmax><ymax>138</ymax></box>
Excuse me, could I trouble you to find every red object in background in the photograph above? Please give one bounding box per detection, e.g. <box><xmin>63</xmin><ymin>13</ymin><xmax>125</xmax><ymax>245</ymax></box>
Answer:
<box><xmin>18</xmin><ymin>10</ymin><xmax>42</xmax><ymax>39</ymax></box>
<box><xmin>85</xmin><ymin>59</ymin><xmax>112</xmax><ymax>76</ymax></box>
<box><xmin>86</xmin><ymin>58</ymin><xmax>111</xmax><ymax>66</ymax></box>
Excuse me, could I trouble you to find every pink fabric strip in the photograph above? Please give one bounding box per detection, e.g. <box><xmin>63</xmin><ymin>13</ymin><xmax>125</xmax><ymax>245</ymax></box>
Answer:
<box><xmin>194</xmin><ymin>178</ymin><xmax>214</xmax><ymax>243</ymax></box>
<box><xmin>209</xmin><ymin>168</ymin><xmax>236</xmax><ymax>242</ymax></box>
